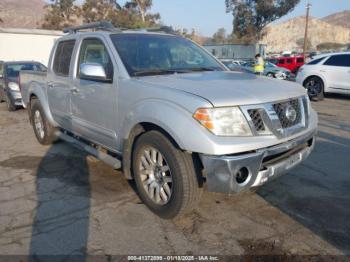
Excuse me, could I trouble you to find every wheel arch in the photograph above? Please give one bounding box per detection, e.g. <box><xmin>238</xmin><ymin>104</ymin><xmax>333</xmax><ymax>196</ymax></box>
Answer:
<box><xmin>122</xmin><ymin>122</ymin><xmax>183</xmax><ymax>180</ymax></box>
<box><xmin>303</xmin><ymin>74</ymin><xmax>328</xmax><ymax>91</ymax></box>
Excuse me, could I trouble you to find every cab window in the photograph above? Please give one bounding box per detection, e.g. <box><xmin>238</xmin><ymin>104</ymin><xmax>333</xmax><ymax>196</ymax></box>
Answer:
<box><xmin>53</xmin><ymin>40</ymin><xmax>76</xmax><ymax>77</ymax></box>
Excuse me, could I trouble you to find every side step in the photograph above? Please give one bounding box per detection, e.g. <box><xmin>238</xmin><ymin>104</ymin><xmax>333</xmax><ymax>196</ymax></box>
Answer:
<box><xmin>58</xmin><ymin>131</ymin><xmax>122</xmax><ymax>170</ymax></box>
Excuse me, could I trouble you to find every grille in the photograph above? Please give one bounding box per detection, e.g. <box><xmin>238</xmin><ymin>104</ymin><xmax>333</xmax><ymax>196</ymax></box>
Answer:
<box><xmin>248</xmin><ymin>109</ymin><xmax>265</xmax><ymax>131</ymax></box>
<box><xmin>273</xmin><ymin>99</ymin><xmax>302</xmax><ymax>128</ymax></box>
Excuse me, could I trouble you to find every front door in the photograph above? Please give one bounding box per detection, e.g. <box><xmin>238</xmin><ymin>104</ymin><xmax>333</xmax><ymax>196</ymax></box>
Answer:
<box><xmin>47</xmin><ymin>40</ymin><xmax>76</xmax><ymax>129</ymax></box>
<box><xmin>71</xmin><ymin>37</ymin><xmax>118</xmax><ymax>150</ymax></box>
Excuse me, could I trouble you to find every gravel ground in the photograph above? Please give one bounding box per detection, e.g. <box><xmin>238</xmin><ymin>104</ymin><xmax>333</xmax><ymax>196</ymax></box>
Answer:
<box><xmin>0</xmin><ymin>95</ymin><xmax>349</xmax><ymax>259</ymax></box>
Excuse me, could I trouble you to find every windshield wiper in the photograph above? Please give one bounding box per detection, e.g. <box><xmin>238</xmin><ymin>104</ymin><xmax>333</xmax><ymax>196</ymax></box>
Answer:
<box><xmin>133</xmin><ymin>69</ymin><xmax>185</xmax><ymax>77</ymax></box>
<box><xmin>184</xmin><ymin>67</ymin><xmax>220</xmax><ymax>72</ymax></box>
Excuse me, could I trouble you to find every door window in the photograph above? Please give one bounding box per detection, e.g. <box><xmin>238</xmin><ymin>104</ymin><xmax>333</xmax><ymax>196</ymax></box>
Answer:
<box><xmin>53</xmin><ymin>40</ymin><xmax>76</xmax><ymax>76</ymax></box>
<box><xmin>278</xmin><ymin>59</ymin><xmax>285</xmax><ymax>64</ymax></box>
<box><xmin>324</xmin><ymin>55</ymin><xmax>350</xmax><ymax>67</ymax></box>
<box><xmin>287</xmin><ymin>59</ymin><xmax>292</xmax><ymax>64</ymax></box>
<box><xmin>78</xmin><ymin>38</ymin><xmax>114</xmax><ymax>81</ymax></box>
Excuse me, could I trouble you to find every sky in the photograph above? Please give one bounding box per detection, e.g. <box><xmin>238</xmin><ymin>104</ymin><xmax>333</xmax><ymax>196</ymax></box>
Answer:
<box><xmin>71</xmin><ymin>0</ymin><xmax>350</xmax><ymax>36</ymax></box>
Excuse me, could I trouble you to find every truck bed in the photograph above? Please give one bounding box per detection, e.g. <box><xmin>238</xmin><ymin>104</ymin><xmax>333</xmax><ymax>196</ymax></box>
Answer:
<box><xmin>20</xmin><ymin>70</ymin><xmax>47</xmax><ymax>108</ymax></box>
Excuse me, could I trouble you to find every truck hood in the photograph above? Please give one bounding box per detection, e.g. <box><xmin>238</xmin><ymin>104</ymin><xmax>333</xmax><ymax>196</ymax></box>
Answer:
<box><xmin>137</xmin><ymin>71</ymin><xmax>306</xmax><ymax>107</ymax></box>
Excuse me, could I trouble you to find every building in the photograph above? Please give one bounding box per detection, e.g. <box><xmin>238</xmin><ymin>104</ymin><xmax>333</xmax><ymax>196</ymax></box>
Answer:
<box><xmin>204</xmin><ymin>44</ymin><xmax>267</xmax><ymax>60</ymax></box>
<box><xmin>0</xmin><ymin>28</ymin><xmax>63</xmax><ymax>66</ymax></box>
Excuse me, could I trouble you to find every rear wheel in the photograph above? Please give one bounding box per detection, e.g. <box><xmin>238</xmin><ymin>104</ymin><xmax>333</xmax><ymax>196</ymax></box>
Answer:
<box><xmin>304</xmin><ymin>76</ymin><xmax>324</xmax><ymax>101</ymax></box>
<box><xmin>31</xmin><ymin>98</ymin><xmax>58</xmax><ymax>145</ymax></box>
<box><xmin>132</xmin><ymin>131</ymin><xmax>202</xmax><ymax>219</ymax></box>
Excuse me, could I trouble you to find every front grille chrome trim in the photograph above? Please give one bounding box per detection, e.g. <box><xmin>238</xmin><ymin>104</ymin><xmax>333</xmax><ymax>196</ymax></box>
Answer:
<box><xmin>241</xmin><ymin>96</ymin><xmax>308</xmax><ymax>139</ymax></box>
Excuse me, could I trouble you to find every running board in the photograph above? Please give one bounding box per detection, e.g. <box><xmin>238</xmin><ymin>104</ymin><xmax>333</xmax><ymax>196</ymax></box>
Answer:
<box><xmin>57</xmin><ymin>131</ymin><xmax>122</xmax><ymax>170</ymax></box>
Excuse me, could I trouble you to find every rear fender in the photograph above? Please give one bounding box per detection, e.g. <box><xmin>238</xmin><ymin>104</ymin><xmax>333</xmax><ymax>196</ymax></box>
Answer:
<box><xmin>27</xmin><ymin>83</ymin><xmax>58</xmax><ymax>127</ymax></box>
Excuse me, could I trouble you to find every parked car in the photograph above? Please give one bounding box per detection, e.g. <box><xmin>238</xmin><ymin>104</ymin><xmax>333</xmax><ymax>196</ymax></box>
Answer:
<box><xmin>241</xmin><ymin>61</ymin><xmax>292</xmax><ymax>80</ymax></box>
<box><xmin>296</xmin><ymin>52</ymin><xmax>350</xmax><ymax>100</ymax></box>
<box><xmin>221</xmin><ymin>60</ymin><xmax>254</xmax><ymax>74</ymax></box>
<box><xmin>20</xmin><ymin>22</ymin><xmax>318</xmax><ymax>219</ymax></box>
<box><xmin>269</xmin><ymin>56</ymin><xmax>305</xmax><ymax>74</ymax></box>
<box><xmin>0</xmin><ymin>61</ymin><xmax>47</xmax><ymax>111</ymax></box>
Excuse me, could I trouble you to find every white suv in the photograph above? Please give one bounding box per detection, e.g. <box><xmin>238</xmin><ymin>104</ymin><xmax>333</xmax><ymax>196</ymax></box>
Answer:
<box><xmin>296</xmin><ymin>52</ymin><xmax>350</xmax><ymax>101</ymax></box>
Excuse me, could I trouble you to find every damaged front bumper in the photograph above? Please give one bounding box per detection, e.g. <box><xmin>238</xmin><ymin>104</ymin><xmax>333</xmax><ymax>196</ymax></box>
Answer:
<box><xmin>200</xmin><ymin>130</ymin><xmax>316</xmax><ymax>194</ymax></box>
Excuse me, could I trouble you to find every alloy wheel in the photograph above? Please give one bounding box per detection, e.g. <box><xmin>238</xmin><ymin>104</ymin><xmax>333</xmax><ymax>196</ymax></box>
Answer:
<box><xmin>138</xmin><ymin>147</ymin><xmax>173</xmax><ymax>205</ymax></box>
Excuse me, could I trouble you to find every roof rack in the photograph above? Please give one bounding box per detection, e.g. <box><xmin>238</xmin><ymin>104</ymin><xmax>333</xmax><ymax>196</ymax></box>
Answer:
<box><xmin>63</xmin><ymin>21</ymin><xmax>121</xmax><ymax>34</ymax></box>
<box><xmin>146</xmin><ymin>26</ymin><xmax>178</xmax><ymax>35</ymax></box>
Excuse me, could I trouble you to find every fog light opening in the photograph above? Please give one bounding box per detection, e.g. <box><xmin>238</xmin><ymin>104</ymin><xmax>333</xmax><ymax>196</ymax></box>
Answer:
<box><xmin>236</xmin><ymin>167</ymin><xmax>250</xmax><ymax>184</ymax></box>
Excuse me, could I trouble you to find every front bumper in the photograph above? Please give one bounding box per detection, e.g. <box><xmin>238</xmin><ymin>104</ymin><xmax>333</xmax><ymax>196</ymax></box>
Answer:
<box><xmin>200</xmin><ymin>130</ymin><xmax>316</xmax><ymax>194</ymax></box>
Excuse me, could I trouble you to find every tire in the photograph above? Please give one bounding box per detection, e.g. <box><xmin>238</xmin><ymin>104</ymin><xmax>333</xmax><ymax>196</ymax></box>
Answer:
<box><xmin>30</xmin><ymin>98</ymin><xmax>58</xmax><ymax>145</ymax></box>
<box><xmin>304</xmin><ymin>76</ymin><xmax>324</xmax><ymax>101</ymax></box>
<box><xmin>5</xmin><ymin>93</ymin><xmax>17</xmax><ymax>111</ymax></box>
<box><xmin>266</xmin><ymin>72</ymin><xmax>274</xmax><ymax>78</ymax></box>
<box><xmin>132</xmin><ymin>130</ymin><xmax>202</xmax><ymax>219</ymax></box>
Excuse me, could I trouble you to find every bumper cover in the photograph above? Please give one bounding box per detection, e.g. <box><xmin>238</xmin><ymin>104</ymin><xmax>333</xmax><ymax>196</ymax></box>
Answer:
<box><xmin>200</xmin><ymin>130</ymin><xmax>316</xmax><ymax>194</ymax></box>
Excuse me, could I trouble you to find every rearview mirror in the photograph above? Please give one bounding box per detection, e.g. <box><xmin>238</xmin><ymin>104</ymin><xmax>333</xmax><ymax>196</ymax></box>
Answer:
<box><xmin>80</xmin><ymin>63</ymin><xmax>110</xmax><ymax>82</ymax></box>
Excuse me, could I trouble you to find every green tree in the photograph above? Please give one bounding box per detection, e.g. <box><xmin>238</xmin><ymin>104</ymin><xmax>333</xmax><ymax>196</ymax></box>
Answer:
<box><xmin>212</xmin><ymin>28</ymin><xmax>227</xmax><ymax>44</ymax></box>
<box><xmin>317</xmin><ymin>42</ymin><xmax>346</xmax><ymax>51</ymax></box>
<box><xmin>79</xmin><ymin>0</ymin><xmax>120</xmax><ymax>23</ymax></box>
<box><xmin>226</xmin><ymin>0</ymin><xmax>300</xmax><ymax>43</ymax></box>
<box><xmin>42</xmin><ymin>0</ymin><xmax>79</xmax><ymax>30</ymax></box>
<box><xmin>124</xmin><ymin>0</ymin><xmax>160</xmax><ymax>27</ymax></box>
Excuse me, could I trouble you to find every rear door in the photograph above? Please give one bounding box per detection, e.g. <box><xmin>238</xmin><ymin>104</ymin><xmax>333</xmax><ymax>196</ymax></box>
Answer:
<box><xmin>71</xmin><ymin>37</ymin><xmax>118</xmax><ymax>149</ymax></box>
<box><xmin>47</xmin><ymin>40</ymin><xmax>76</xmax><ymax>129</ymax></box>
<box><xmin>322</xmin><ymin>54</ymin><xmax>350</xmax><ymax>93</ymax></box>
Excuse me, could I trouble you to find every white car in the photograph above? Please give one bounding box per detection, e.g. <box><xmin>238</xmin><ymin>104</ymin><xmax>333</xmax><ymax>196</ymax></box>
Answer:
<box><xmin>296</xmin><ymin>52</ymin><xmax>350</xmax><ymax>100</ymax></box>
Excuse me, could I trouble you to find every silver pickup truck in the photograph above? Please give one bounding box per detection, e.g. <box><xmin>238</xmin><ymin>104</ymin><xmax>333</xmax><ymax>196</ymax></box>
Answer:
<box><xmin>20</xmin><ymin>22</ymin><xmax>318</xmax><ymax>219</ymax></box>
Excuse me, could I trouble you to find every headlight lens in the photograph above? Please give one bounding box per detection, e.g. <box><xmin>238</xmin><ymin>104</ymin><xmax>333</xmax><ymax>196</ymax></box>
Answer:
<box><xmin>8</xmin><ymin>82</ymin><xmax>20</xmax><ymax>91</ymax></box>
<box><xmin>193</xmin><ymin>107</ymin><xmax>252</xmax><ymax>136</ymax></box>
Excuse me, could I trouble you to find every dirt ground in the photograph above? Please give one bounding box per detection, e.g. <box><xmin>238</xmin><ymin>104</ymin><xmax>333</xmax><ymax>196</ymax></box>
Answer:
<box><xmin>0</xmin><ymin>95</ymin><xmax>349</xmax><ymax>259</ymax></box>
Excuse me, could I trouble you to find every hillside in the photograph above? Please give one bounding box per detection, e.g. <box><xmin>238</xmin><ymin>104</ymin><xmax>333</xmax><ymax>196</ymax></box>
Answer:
<box><xmin>322</xmin><ymin>10</ymin><xmax>350</xmax><ymax>28</ymax></box>
<box><xmin>0</xmin><ymin>0</ymin><xmax>45</xmax><ymax>29</ymax></box>
<box><xmin>261</xmin><ymin>16</ymin><xmax>350</xmax><ymax>53</ymax></box>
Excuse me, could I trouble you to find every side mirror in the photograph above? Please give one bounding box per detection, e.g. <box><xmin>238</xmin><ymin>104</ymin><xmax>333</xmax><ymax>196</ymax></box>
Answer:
<box><xmin>80</xmin><ymin>63</ymin><xmax>110</xmax><ymax>82</ymax></box>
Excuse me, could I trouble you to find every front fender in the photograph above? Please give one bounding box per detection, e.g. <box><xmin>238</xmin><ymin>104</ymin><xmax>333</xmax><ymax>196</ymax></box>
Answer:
<box><xmin>120</xmin><ymin>99</ymin><xmax>216</xmax><ymax>154</ymax></box>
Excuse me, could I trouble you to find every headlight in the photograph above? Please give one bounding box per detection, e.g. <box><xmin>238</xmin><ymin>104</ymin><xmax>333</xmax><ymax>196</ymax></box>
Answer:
<box><xmin>193</xmin><ymin>107</ymin><xmax>252</xmax><ymax>136</ymax></box>
<box><xmin>8</xmin><ymin>82</ymin><xmax>20</xmax><ymax>91</ymax></box>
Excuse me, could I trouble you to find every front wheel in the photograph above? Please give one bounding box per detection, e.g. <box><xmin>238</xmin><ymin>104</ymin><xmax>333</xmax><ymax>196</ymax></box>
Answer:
<box><xmin>132</xmin><ymin>131</ymin><xmax>202</xmax><ymax>219</ymax></box>
<box><xmin>5</xmin><ymin>93</ymin><xmax>17</xmax><ymax>111</ymax></box>
<box><xmin>304</xmin><ymin>76</ymin><xmax>324</xmax><ymax>101</ymax></box>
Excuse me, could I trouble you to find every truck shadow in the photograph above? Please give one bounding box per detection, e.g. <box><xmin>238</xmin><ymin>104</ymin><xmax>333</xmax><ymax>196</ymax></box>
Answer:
<box><xmin>29</xmin><ymin>143</ymin><xmax>91</xmax><ymax>260</ymax></box>
<box><xmin>257</xmin><ymin>130</ymin><xmax>350</xmax><ymax>255</ymax></box>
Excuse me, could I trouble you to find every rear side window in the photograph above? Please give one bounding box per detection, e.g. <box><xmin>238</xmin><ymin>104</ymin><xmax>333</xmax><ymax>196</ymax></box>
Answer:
<box><xmin>307</xmin><ymin>57</ymin><xmax>325</xmax><ymax>65</ymax></box>
<box><xmin>53</xmin><ymin>40</ymin><xmax>76</xmax><ymax>76</ymax></box>
<box><xmin>324</xmin><ymin>55</ymin><xmax>350</xmax><ymax>67</ymax></box>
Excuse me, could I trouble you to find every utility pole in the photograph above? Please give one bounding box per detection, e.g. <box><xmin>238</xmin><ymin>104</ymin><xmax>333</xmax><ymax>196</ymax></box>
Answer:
<box><xmin>303</xmin><ymin>1</ymin><xmax>312</xmax><ymax>58</ymax></box>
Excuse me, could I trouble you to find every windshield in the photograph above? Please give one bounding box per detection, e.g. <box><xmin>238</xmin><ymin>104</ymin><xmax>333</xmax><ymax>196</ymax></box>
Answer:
<box><xmin>5</xmin><ymin>63</ymin><xmax>46</xmax><ymax>78</ymax></box>
<box><xmin>110</xmin><ymin>34</ymin><xmax>224</xmax><ymax>76</ymax></box>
